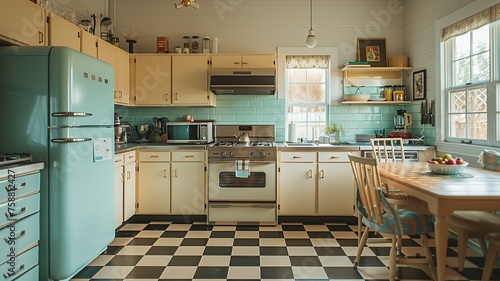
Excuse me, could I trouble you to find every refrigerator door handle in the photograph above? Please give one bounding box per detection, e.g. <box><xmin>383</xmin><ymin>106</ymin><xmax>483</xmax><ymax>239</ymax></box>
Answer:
<box><xmin>52</xmin><ymin>112</ymin><xmax>93</xmax><ymax>117</ymax></box>
<box><xmin>51</xmin><ymin>138</ymin><xmax>92</xmax><ymax>143</ymax></box>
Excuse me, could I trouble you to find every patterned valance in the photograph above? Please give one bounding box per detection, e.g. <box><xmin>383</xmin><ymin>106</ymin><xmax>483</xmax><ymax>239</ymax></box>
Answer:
<box><xmin>441</xmin><ymin>3</ymin><xmax>500</xmax><ymax>42</ymax></box>
<box><xmin>285</xmin><ymin>55</ymin><xmax>329</xmax><ymax>69</ymax></box>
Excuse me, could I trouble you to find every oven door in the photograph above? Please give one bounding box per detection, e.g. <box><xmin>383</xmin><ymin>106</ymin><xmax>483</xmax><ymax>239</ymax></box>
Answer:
<box><xmin>208</xmin><ymin>160</ymin><xmax>276</xmax><ymax>201</ymax></box>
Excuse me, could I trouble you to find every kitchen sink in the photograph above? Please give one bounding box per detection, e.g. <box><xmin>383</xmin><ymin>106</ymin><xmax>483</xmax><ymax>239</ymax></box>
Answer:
<box><xmin>284</xmin><ymin>143</ymin><xmax>318</xmax><ymax>147</ymax></box>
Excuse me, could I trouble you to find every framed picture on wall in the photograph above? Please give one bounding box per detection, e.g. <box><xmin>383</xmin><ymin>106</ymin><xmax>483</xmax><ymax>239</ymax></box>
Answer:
<box><xmin>357</xmin><ymin>38</ymin><xmax>387</xmax><ymax>67</ymax></box>
<box><xmin>413</xmin><ymin>70</ymin><xmax>426</xmax><ymax>101</ymax></box>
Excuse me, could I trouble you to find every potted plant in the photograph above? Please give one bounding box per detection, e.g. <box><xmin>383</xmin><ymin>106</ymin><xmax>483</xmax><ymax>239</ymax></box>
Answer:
<box><xmin>324</xmin><ymin>123</ymin><xmax>345</xmax><ymax>143</ymax></box>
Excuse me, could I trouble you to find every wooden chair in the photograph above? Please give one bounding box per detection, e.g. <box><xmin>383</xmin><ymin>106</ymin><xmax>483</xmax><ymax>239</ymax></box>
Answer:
<box><xmin>348</xmin><ymin>154</ymin><xmax>435</xmax><ymax>281</ymax></box>
<box><xmin>482</xmin><ymin>233</ymin><xmax>500</xmax><ymax>281</ymax></box>
<box><xmin>448</xmin><ymin>211</ymin><xmax>500</xmax><ymax>272</ymax></box>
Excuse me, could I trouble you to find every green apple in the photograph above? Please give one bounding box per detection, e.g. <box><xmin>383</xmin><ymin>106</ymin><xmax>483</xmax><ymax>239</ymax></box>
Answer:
<box><xmin>435</xmin><ymin>156</ymin><xmax>443</xmax><ymax>162</ymax></box>
<box><xmin>442</xmin><ymin>154</ymin><xmax>453</xmax><ymax>161</ymax></box>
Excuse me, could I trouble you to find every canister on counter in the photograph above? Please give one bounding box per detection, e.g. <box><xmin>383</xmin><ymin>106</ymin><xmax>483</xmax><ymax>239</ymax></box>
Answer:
<box><xmin>182</xmin><ymin>36</ymin><xmax>191</xmax><ymax>49</ymax></box>
<box><xmin>157</xmin><ymin>36</ymin><xmax>168</xmax><ymax>53</ymax></box>
<box><xmin>202</xmin><ymin>37</ymin><xmax>210</xmax><ymax>53</ymax></box>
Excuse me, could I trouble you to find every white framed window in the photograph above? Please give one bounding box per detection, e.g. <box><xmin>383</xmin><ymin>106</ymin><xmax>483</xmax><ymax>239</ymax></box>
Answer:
<box><xmin>441</xmin><ymin>3</ymin><xmax>500</xmax><ymax>148</ymax></box>
<box><xmin>277</xmin><ymin>47</ymin><xmax>338</xmax><ymax>142</ymax></box>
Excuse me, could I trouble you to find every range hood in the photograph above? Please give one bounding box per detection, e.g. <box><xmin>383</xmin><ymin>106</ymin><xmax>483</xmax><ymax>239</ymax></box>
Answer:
<box><xmin>209</xmin><ymin>69</ymin><xmax>276</xmax><ymax>95</ymax></box>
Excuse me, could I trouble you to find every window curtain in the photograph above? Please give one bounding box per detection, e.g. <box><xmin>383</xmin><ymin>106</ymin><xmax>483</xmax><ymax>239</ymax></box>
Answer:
<box><xmin>285</xmin><ymin>55</ymin><xmax>329</xmax><ymax>69</ymax></box>
<box><xmin>441</xmin><ymin>3</ymin><xmax>500</xmax><ymax>42</ymax></box>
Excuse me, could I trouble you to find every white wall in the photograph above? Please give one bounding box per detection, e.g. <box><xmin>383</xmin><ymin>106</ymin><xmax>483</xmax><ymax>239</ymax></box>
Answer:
<box><xmin>113</xmin><ymin>0</ymin><xmax>406</xmax><ymax>66</ymax></box>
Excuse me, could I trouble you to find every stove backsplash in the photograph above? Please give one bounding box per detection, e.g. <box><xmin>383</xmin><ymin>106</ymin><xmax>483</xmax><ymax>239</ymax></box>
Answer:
<box><xmin>116</xmin><ymin>96</ymin><xmax>435</xmax><ymax>145</ymax></box>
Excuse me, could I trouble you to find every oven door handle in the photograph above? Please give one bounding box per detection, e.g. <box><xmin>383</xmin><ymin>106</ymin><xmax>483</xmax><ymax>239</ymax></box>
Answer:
<box><xmin>209</xmin><ymin>161</ymin><xmax>276</xmax><ymax>164</ymax></box>
<box><xmin>210</xmin><ymin>203</ymin><xmax>275</xmax><ymax>208</ymax></box>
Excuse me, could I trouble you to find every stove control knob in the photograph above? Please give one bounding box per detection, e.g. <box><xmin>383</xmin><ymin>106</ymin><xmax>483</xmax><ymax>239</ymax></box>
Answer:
<box><xmin>250</xmin><ymin>151</ymin><xmax>257</xmax><ymax>157</ymax></box>
<box><xmin>230</xmin><ymin>151</ymin><xmax>236</xmax><ymax>157</ymax></box>
<box><xmin>259</xmin><ymin>151</ymin><xmax>266</xmax><ymax>157</ymax></box>
<box><xmin>220</xmin><ymin>151</ymin><xmax>227</xmax><ymax>157</ymax></box>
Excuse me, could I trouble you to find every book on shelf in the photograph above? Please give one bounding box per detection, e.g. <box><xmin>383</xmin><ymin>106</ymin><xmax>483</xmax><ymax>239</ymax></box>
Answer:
<box><xmin>343</xmin><ymin>61</ymin><xmax>370</xmax><ymax>68</ymax></box>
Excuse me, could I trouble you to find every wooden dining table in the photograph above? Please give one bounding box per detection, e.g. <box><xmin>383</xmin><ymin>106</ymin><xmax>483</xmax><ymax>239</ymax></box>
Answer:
<box><xmin>377</xmin><ymin>161</ymin><xmax>500</xmax><ymax>281</ymax></box>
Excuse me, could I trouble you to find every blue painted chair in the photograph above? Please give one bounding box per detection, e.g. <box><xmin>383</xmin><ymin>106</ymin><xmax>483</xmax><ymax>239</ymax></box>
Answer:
<box><xmin>348</xmin><ymin>154</ymin><xmax>435</xmax><ymax>281</ymax></box>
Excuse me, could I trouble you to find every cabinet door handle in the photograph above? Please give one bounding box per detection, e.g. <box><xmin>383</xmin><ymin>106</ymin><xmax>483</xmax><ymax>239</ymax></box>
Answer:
<box><xmin>185</xmin><ymin>155</ymin><xmax>195</xmax><ymax>158</ymax></box>
<box><xmin>165</xmin><ymin>93</ymin><xmax>169</xmax><ymax>101</ymax></box>
<box><xmin>126</xmin><ymin>171</ymin><xmax>131</xmax><ymax>180</ymax></box>
<box><xmin>163</xmin><ymin>169</ymin><xmax>168</xmax><ymax>178</ymax></box>
<box><xmin>320</xmin><ymin>169</ymin><xmax>325</xmax><ymax>179</ymax></box>
<box><xmin>293</xmin><ymin>156</ymin><xmax>302</xmax><ymax>159</ymax></box>
<box><xmin>5</xmin><ymin>182</ymin><xmax>26</xmax><ymax>192</ymax></box>
<box><xmin>234</xmin><ymin>62</ymin><xmax>240</xmax><ymax>65</ymax></box>
<box><xmin>4</xmin><ymin>230</ymin><xmax>25</xmax><ymax>243</ymax></box>
<box><xmin>174</xmin><ymin>169</ymin><xmax>178</xmax><ymax>177</ymax></box>
<box><xmin>330</xmin><ymin>155</ymin><xmax>340</xmax><ymax>159</ymax></box>
<box><xmin>150</xmin><ymin>155</ymin><xmax>160</xmax><ymax>158</ymax></box>
<box><xmin>121</xmin><ymin>172</ymin><xmax>125</xmax><ymax>182</ymax></box>
<box><xmin>242</xmin><ymin>62</ymin><xmax>248</xmax><ymax>65</ymax></box>
<box><xmin>119</xmin><ymin>91</ymin><xmax>123</xmax><ymax>98</ymax></box>
<box><xmin>38</xmin><ymin>31</ymin><xmax>43</xmax><ymax>44</ymax></box>
<box><xmin>3</xmin><ymin>264</ymin><xmax>24</xmax><ymax>278</ymax></box>
<box><xmin>5</xmin><ymin>207</ymin><xmax>26</xmax><ymax>219</ymax></box>
<box><xmin>175</xmin><ymin>93</ymin><xmax>178</xmax><ymax>100</ymax></box>
<box><xmin>307</xmin><ymin>169</ymin><xmax>313</xmax><ymax>178</ymax></box>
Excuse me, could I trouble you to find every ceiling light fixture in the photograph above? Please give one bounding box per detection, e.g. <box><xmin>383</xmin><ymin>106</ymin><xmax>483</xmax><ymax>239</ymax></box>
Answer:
<box><xmin>305</xmin><ymin>0</ymin><xmax>317</xmax><ymax>48</ymax></box>
<box><xmin>175</xmin><ymin>0</ymin><xmax>200</xmax><ymax>9</ymax></box>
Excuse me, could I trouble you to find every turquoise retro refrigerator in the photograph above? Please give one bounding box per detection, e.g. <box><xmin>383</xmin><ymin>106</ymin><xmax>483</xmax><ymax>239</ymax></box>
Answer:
<box><xmin>0</xmin><ymin>46</ymin><xmax>115</xmax><ymax>280</ymax></box>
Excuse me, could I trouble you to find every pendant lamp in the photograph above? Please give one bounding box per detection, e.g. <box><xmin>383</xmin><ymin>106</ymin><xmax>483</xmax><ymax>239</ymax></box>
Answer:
<box><xmin>305</xmin><ymin>0</ymin><xmax>317</xmax><ymax>48</ymax></box>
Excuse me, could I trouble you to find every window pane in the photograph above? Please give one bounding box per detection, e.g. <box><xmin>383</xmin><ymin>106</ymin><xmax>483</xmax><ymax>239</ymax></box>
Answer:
<box><xmin>287</xmin><ymin>69</ymin><xmax>306</xmax><ymax>83</ymax></box>
<box><xmin>449</xmin><ymin>114</ymin><xmax>466</xmax><ymax>138</ymax></box>
<box><xmin>450</xmin><ymin>90</ymin><xmax>466</xmax><ymax>113</ymax></box>
<box><xmin>307</xmin><ymin>106</ymin><xmax>327</xmax><ymax>122</ymax></box>
<box><xmin>287</xmin><ymin>106</ymin><xmax>308</xmax><ymax>122</ymax></box>
<box><xmin>467</xmin><ymin>87</ymin><xmax>487</xmax><ymax>112</ymax></box>
<box><xmin>308</xmin><ymin>84</ymin><xmax>326</xmax><ymax>102</ymax></box>
<box><xmin>467</xmin><ymin>113</ymin><xmax>487</xmax><ymax>140</ymax></box>
<box><xmin>453</xmin><ymin>58</ymin><xmax>470</xmax><ymax>85</ymax></box>
<box><xmin>472</xmin><ymin>52</ymin><xmax>489</xmax><ymax>82</ymax></box>
<box><xmin>472</xmin><ymin>25</ymin><xmax>489</xmax><ymax>54</ymax></box>
<box><xmin>288</xmin><ymin>84</ymin><xmax>306</xmax><ymax>103</ymax></box>
<box><xmin>307</xmin><ymin>69</ymin><xmax>325</xmax><ymax>83</ymax></box>
<box><xmin>454</xmin><ymin>32</ymin><xmax>470</xmax><ymax>59</ymax></box>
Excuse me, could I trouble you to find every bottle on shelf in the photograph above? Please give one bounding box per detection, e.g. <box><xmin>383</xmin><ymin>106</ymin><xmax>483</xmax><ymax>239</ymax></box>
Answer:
<box><xmin>384</xmin><ymin>85</ymin><xmax>393</xmax><ymax>101</ymax></box>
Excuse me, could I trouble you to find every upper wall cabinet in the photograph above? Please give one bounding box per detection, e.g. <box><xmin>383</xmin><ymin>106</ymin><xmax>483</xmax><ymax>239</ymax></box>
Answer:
<box><xmin>172</xmin><ymin>55</ymin><xmax>215</xmax><ymax>106</ymax></box>
<box><xmin>97</xmin><ymin>38</ymin><xmax>130</xmax><ymax>105</ymax></box>
<box><xmin>80</xmin><ymin>31</ymin><xmax>98</xmax><ymax>58</ymax></box>
<box><xmin>211</xmin><ymin>54</ymin><xmax>275</xmax><ymax>69</ymax></box>
<box><xmin>0</xmin><ymin>0</ymin><xmax>45</xmax><ymax>46</ymax></box>
<box><xmin>131</xmin><ymin>54</ymin><xmax>172</xmax><ymax>106</ymax></box>
<box><xmin>47</xmin><ymin>12</ymin><xmax>80</xmax><ymax>51</ymax></box>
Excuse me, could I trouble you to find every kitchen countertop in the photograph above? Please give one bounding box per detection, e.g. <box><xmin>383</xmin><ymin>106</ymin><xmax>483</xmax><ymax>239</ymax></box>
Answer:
<box><xmin>116</xmin><ymin>142</ymin><xmax>433</xmax><ymax>154</ymax></box>
<box><xmin>115</xmin><ymin>143</ymin><xmax>208</xmax><ymax>153</ymax></box>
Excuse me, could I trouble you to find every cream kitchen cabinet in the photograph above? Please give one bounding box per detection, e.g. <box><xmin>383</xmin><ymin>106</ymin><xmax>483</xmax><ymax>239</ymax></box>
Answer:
<box><xmin>97</xmin><ymin>38</ymin><xmax>130</xmax><ymax>105</ymax></box>
<box><xmin>317</xmin><ymin>151</ymin><xmax>358</xmax><ymax>216</ymax></box>
<box><xmin>114</xmin><ymin>154</ymin><xmax>124</xmax><ymax>228</ymax></box>
<box><xmin>278</xmin><ymin>150</ymin><xmax>359</xmax><ymax>216</ymax></box>
<box><xmin>131</xmin><ymin>54</ymin><xmax>172</xmax><ymax>105</ymax></box>
<box><xmin>137</xmin><ymin>151</ymin><xmax>171</xmax><ymax>214</ymax></box>
<box><xmin>123</xmin><ymin>151</ymin><xmax>136</xmax><ymax>221</ymax></box>
<box><xmin>47</xmin><ymin>12</ymin><xmax>80</xmax><ymax>51</ymax></box>
<box><xmin>211</xmin><ymin>54</ymin><xmax>276</xmax><ymax>69</ymax></box>
<box><xmin>172</xmin><ymin>55</ymin><xmax>216</xmax><ymax>106</ymax></box>
<box><xmin>171</xmin><ymin>151</ymin><xmax>206</xmax><ymax>214</ymax></box>
<box><xmin>80</xmin><ymin>31</ymin><xmax>98</xmax><ymax>58</ymax></box>
<box><xmin>279</xmin><ymin>152</ymin><xmax>316</xmax><ymax>215</ymax></box>
<box><xmin>0</xmin><ymin>0</ymin><xmax>45</xmax><ymax>46</ymax></box>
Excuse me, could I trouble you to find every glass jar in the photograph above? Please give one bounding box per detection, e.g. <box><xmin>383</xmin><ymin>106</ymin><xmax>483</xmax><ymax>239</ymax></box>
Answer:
<box><xmin>202</xmin><ymin>37</ymin><xmax>210</xmax><ymax>53</ymax></box>
<box><xmin>384</xmin><ymin>85</ymin><xmax>393</xmax><ymax>101</ymax></box>
<box><xmin>182</xmin><ymin>36</ymin><xmax>191</xmax><ymax>49</ymax></box>
<box><xmin>191</xmin><ymin>35</ymin><xmax>200</xmax><ymax>53</ymax></box>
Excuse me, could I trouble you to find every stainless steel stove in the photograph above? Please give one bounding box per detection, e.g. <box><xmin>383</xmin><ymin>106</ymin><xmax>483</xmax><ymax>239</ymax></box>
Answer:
<box><xmin>207</xmin><ymin>125</ymin><xmax>277</xmax><ymax>225</ymax></box>
<box><xmin>0</xmin><ymin>153</ymin><xmax>44</xmax><ymax>178</ymax></box>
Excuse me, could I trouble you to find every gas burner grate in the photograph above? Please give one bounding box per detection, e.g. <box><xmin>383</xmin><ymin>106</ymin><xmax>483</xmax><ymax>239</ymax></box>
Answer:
<box><xmin>213</xmin><ymin>141</ymin><xmax>239</xmax><ymax>147</ymax></box>
<box><xmin>0</xmin><ymin>153</ymin><xmax>33</xmax><ymax>166</ymax></box>
<box><xmin>250</xmin><ymin>141</ymin><xmax>274</xmax><ymax>147</ymax></box>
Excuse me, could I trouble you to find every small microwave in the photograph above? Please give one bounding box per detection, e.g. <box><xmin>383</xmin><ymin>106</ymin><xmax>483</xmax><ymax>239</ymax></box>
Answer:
<box><xmin>166</xmin><ymin>122</ymin><xmax>214</xmax><ymax>144</ymax></box>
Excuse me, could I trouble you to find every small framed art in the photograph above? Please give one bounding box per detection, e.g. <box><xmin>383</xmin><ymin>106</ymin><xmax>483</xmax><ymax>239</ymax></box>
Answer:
<box><xmin>413</xmin><ymin>70</ymin><xmax>426</xmax><ymax>101</ymax></box>
<box><xmin>357</xmin><ymin>38</ymin><xmax>387</xmax><ymax>67</ymax></box>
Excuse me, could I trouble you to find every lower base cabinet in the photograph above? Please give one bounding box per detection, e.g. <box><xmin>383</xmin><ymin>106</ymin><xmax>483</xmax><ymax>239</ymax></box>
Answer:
<box><xmin>114</xmin><ymin>151</ymin><xmax>137</xmax><ymax>227</ymax></box>
<box><xmin>278</xmin><ymin>151</ymin><xmax>359</xmax><ymax>216</ymax></box>
<box><xmin>136</xmin><ymin>150</ymin><xmax>206</xmax><ymax>215</ymax></box>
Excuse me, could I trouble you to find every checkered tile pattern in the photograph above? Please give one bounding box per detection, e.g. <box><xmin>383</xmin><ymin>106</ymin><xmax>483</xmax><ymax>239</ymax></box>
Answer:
<box><xmin>72</xmin><ymin>221</ymin><xmax>500</xmax><ymax>281</ymax></box>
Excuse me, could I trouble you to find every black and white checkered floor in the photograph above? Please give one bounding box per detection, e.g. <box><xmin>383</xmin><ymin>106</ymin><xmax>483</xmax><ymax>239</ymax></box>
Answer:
<box><xmin>72</xmin><ymin>220</ymin><xmax>500</xmax><ymax>281</ymax></box>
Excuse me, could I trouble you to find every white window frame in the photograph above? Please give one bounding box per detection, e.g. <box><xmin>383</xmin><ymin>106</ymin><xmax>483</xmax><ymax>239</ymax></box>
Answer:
<box><xmin>435</xmin><ymin>0</ymin><xmax>500</xmax><ymax>158</ymax></box>
<box><xmin>277</xmin><ymin>47</ymin><xmax>339</xmax><ymax>141</ymax></box>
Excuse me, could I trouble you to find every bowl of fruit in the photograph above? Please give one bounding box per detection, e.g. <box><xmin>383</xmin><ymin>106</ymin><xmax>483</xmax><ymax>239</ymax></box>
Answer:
<box><xmin>427</xmin><ymin>154</ymin><xmax>468</xmax><ymax>175</ymax></box>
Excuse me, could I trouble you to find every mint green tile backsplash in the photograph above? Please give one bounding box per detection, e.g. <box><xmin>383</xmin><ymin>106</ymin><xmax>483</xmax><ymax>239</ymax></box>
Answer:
<box><xmin>116</xmin><ymin>96</ymin><xmax>436</xmax><ymax>145</ymax></box>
